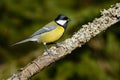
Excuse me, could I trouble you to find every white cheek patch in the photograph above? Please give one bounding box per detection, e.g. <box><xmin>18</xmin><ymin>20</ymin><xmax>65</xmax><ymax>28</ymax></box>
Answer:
<box><xmin>56</xmin><ymin>20</ymin><xmax>67</xmax><ymax>26</ymax></box>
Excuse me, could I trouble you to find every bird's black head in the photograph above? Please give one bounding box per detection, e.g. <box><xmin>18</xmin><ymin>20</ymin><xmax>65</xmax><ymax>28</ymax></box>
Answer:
<box><xmin>55</xmin><ymin>14</ymin><xmax>70</xmax><ymax>29</ymax></box>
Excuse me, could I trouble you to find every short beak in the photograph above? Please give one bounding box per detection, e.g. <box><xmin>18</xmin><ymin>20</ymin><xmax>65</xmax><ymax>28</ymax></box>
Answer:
<box><xmin>68</xmin><ymin>18</ymin><xmax>71</xmax><ymax>21</ymax></box>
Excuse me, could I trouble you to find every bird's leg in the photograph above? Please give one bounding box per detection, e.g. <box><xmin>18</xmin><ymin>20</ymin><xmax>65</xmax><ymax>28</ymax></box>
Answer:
<box><xmin>43</xmin><ymin>42</ymin><xmax>52</xmax><ymax>55</ymax></box>
<box><xmin>43</xmin><ymin>43</ymin><xmax>56</xmax><ymax>62</ymax></box>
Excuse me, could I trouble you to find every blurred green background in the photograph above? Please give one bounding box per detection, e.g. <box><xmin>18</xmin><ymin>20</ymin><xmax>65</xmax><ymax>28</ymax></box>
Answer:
<box><xmin>0</xmin><ymin>0</ymin><xmax>120</xmax><ymax>80</ymax></box>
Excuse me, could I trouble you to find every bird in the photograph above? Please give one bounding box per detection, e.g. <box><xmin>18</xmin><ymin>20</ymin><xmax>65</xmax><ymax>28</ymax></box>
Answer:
<box><xmin>12</xmin><ymin>14</ymin><xmax>70</xmax><ymax>54</ymax></box>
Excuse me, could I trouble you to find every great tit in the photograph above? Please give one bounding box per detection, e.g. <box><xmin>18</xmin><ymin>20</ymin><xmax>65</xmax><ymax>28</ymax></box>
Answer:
<box><xmin>12</xmin><ymin>14</ymin><xmax>70</xmax><ymax>54</ymax></box>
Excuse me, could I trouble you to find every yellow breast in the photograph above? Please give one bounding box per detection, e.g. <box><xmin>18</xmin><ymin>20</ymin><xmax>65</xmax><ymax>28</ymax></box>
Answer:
<box><xmin>39</xmin><ymin>26</ymin><xmax>64</xmax><ymax>43</ymax></box>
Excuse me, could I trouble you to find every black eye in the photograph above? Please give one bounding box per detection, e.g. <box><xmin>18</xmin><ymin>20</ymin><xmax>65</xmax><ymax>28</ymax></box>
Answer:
<box><xmin>63</xmin><ymin>17</ymin><xmax>68</xmax><ymax>20</ymax></box>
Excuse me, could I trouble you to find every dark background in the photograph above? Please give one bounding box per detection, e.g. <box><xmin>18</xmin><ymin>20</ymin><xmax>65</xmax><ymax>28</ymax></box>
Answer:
<box><xmin>0</xmin><ymin>0</ymin><xmax>120</xmax><ymax>80</ymax></box>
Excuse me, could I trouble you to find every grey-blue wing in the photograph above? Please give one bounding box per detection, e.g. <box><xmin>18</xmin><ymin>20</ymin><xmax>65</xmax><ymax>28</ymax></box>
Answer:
<box><xmin>30</xmin><ymin>21</ymin><xmax>57</xmax><ymax>37</ymax></box>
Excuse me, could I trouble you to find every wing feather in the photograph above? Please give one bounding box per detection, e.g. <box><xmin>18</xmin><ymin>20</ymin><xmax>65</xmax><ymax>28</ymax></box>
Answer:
<box><xmin>30</xmin><ymin>21</ymin><xmax>57</xmax><ymax>37</ymax></box>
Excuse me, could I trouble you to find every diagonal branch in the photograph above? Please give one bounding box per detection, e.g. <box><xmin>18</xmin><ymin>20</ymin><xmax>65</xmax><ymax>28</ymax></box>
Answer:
<box><xmin>7</xmin><ymin>3</ymin><xmax>120</xmax><ymax>80</ymax></box>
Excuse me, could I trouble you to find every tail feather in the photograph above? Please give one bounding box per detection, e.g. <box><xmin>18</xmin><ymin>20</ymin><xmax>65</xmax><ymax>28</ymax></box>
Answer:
<box><xmin>12</xmin><ymin>38</ymin><xmax>31</xmax><ymax>46</ymax></box>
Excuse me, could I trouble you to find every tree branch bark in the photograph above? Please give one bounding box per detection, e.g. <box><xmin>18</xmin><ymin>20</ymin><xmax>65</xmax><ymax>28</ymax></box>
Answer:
<box><xmin>7</xmin><ymin>3</ymin><xmax>120</xmax><ymax>80</ymax></box>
